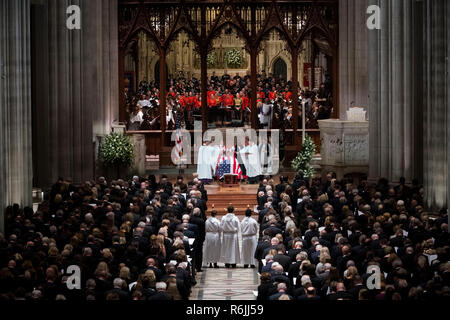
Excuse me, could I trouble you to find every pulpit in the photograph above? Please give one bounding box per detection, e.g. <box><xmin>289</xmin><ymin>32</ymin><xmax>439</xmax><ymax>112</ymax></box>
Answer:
<box><xmin>318</xmin><ymin>108</ymin><xmax>369</xmax><ymax>179</ymax></box>
<box><xmin>222</xmin><ymin>174</ymin><xmax>239</xmax><ymax>187</ymax></box>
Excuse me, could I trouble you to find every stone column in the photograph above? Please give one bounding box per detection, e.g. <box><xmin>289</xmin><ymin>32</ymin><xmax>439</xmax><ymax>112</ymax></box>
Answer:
<box><xmin>367</xmin><ymin>0</ymin><xmax>417</xmax><ymax>183</ymax></box>
<box><xmin>92</xmin><ymin>0</ymin><xmax>119</xmax><ymax>138</ymax></box>
<box><xmin>0</xmin><ymin>0</ymin><xmax>33</xmax><ymax>232</ymax></box>
<box><xmin>32</xmin><ymin>0</ymin><xmax>119</xmax><ymax>187</ymax></box>
<box><xmin>423</xmin><ymin>0</ymin><xmax>448</xmax><ymax>211</ymax></box>
<box><xmin>339</xmin><ymin>0</ymin><xmax>369</xmax><ymax>119</ymax></box>
<box><xmin>447</xmin><ymin>1</ymin><xmax>450</xmax><ymax>223</ymax></box>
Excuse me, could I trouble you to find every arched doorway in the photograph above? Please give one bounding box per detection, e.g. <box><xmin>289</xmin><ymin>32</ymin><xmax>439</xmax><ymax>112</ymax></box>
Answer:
<box><xmin>154</xmin><ymin>59</ymin><xmax>168</xmax><ymax>84</ymax></box>
<box><xmin>273</xmin><ymin>57</ymin><xmax>287</xmax><ymax>82</ymax></box>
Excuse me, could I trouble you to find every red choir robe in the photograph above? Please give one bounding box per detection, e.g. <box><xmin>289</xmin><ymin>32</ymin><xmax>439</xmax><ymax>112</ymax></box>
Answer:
<box><xmin>268</xmin><ymin>91</ymin><xmax>276</xmax><ymax>101</ymax></box>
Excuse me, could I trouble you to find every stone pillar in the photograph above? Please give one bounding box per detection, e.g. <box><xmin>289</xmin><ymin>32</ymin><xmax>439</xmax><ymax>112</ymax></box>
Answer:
<box><xmin>32</xmin><ymin>0</ymin><xmax>119</xmax><ymax>187</ymax></box>
<box><xmin>448</xmin><ymin>1</ymin><xmax>450</xmax><ymax>223</ymax></box>
<box><xmin>92</xmin><ymin>0</ymin><xmax>119</xmax><ymax>138</ymax></box>
<box><xmin>0</xmin><ymin>0</ymin><xmax>33</xmax><ymax>232</ymax></box>
<box><xmin>367</xmin><ymin>0</ymin><xmax>417</xmax><ymax>183</ymax></box>
<box><xmin>291</xmin><ymin>48</ymin><xmax>299</xmax><ymax>145</ymax></box>
<box><xmin>250</xmin><ymin>46</ymin><xmax>258</xmax><ymax>129</ymax></box>
<box><xmin>423</xmin><ymin>0</ymin><xmax>448</xmax><ymax>211</ymax></box>
<box><xmin>339</xmin><ymin>0</ymin><xmax>369</xmax><ymax>119</ymax></box>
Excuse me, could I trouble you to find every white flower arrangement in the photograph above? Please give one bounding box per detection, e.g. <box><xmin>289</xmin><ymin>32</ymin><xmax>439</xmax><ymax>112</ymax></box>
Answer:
<box><xmin>206</xmin><ymin>51</ymin><xmax>217</xmax><ymax>67</ymax></box>
<box><xmin>100</xmin><ymin>132</ymin><xmax>134</xmax><ymax>167</ymax></box>
<box><xmin>225</xmin><ymin>48</ymin><xmax>243</xmax><ymax>68</ymax></box>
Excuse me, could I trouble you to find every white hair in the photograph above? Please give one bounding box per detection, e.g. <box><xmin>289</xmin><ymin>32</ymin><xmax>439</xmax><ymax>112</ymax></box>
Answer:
<box><xmin>113</xmin><ymin>278</ymin><xmax>124</xmax><ymax>288</ymax></box>
<box><xmin>156</xmin><ymin>282</ymin><xmax>167</xmax><ymax>291</ymax></box>
<box><xmin>301</xmin><ymin>275</ymin><xmax>311</xmax><ymax>286</ymax></box>
<box><xmin>271</xmin><ymin>262</ymin><xmax>281</xmax><ymax>269</ymax></box>
<box><xmin>265</xmin><ymin>254</ymin><xmax>274</xmax><ymax>261</ymax></box>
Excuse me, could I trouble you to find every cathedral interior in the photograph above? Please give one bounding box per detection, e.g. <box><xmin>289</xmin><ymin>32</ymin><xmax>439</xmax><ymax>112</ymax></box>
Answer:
<box><xmin>0</xmin><ymin>0</ymin><xmax>448</xmax><ymax>304</ymax></box>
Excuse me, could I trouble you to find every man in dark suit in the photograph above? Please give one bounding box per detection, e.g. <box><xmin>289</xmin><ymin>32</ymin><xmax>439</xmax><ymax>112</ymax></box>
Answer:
<box><xmin>104</xmin><ymin>278</ymin><xmax>129</xmax><ymax>301</ymax></box>
<box><xmin>148</xmin><ymin>282</ymin><xmax>174</xmax><ymax>300</ymax></box>
<box><xmin>254</xmin><ymin>235</ymin><xmax>271</xmax><ymax>273</ymax></box>
<box><xmin>269</xmin><ymin>283</ymin><xmax>293</xmax><ymax>300</ymax></box>
<box><xmin>143</xmin><ymin>257</ymin><xmax>163</xmax><ymax>281</ymax></box>
<box><xmin>273</xmin><ymin>244</ymin><xmax>291</xmax><ymax>272</ymax></box>
<box><xmin>190</xmin><ymin>208</ymin><xmax>206</xmax><ymax>272</ymax></box>
<box><xmin>326</xmin><ymin>282</ymin><xmax>353</xmax><ymax>300</ymax></box>
<box><xmin>176</xmin><ymin>262</ymin><xmax>193</xmax><ymax>300</ymax></box>
<box><xmin>336</xmin><ymin>245</ymin><xmax>353</xmax><ymax>276</ymax></box>
<box><xmin>262</xmin><ymin>237</ymin><xmax>281</xmax><ymax>258</ymax></box>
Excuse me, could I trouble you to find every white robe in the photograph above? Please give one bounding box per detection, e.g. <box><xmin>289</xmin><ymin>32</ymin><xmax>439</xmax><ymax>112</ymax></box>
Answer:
<box><xmin>240</xmin><ymin>216</ymin><xmax>258</xmax><ymax>266</ymax></box>
<box><xmin>197</xmin><ymin>145</ymin><xmax>213</xmax><ymax>180</ymax></box>
<box><xmin>240</xmin><ymin>144</ymin><xmax>261</xmax><ymax>178</ymax></box>
<box><xmin>220</xmin><ymin>213</ymin><xmax>241</xmax><ymax>264</ymax></box>
<box><xmin>260</xmin><ymin>103</ymin><xmax>272</xmax><ymax>127</ymax></box>
<box><xmin>203</xmin><ymin>217</ymin><xmax>221</xmax><ymax>264</ymax></box>
<box><xmin>210</xmin><ymin>145</ymin><xmax>221</xmax><ymax>176</ymax></box>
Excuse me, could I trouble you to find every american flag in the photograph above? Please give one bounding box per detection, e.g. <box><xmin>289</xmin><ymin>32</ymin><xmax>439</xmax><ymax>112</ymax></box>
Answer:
<box><xmin>216</xmin><ymin>145</ymin><xmax>242</xmax><ymax>179</ymax></box>
<box><xmin>216</xmin><ymin>157</ymin><xmax>231</xmax><ymax>179</ymax></box>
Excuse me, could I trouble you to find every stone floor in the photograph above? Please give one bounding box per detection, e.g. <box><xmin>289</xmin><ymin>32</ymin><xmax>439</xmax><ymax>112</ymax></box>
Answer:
<box><xmin>191</xmin><ymin>266</ymin><xmax>259</xmax><ymax>300</ymax></box>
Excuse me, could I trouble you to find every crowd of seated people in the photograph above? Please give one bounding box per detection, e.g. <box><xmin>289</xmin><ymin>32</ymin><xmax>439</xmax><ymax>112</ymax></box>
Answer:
<box><xmin>254</xmin><ymin>173</ymin><xmax>449</xmax><ymax>300</ymax></box>
<box><xmin>0</xmin><ymin>175</ymin><xmax>208</xmax><ymax>301</ymax></box>
<box><xmin>125</xmin><ymin>70</ymin><xmax>332</xmax><ymax>131</ymax></box>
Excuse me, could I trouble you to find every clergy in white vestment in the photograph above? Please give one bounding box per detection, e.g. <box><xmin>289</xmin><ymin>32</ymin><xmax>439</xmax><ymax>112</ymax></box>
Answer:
<box><xmin>197</xmin><ymin>139</ymin><xmax>214</xmax><ymax>183</ymax></box>
<box><xmin>240</xmin><ymin>136</ymin><xmax>262</xmax><ymax>184</ymax></box>
<box><xmin>203</xmin><ymin>209</ymin><xmax>221</xmax><ymax>268</ymax></box>
<box><xmin>219</xmin><ymin>205</ymin><xmax>241</xmax><ymax>267</ymax></box>
<box><xmin>240</xmin><ymin>208</ymin><xmax>259</xmax><ymax>268</ymax></box>
<box><xmin>260</xmin><ymin>98</ymin><xmax>273</xmax><ymax>128</ymax></box>
<box><xmin>210</xmin><ymin>144</ymin><xmax>221</xmax><ymax>177</ymax></box>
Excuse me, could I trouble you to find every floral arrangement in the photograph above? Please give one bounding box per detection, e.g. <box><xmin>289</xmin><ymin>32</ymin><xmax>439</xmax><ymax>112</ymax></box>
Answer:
<box><xmin>225</xmin><ymin>48</ymin><xmax>243</xmax><ymax>68</ymax></box>
<box><xmin>291</xmin><ymin>134</ymin><xmax>316</xmax><ymax>178</ymax></box>
<box><xmin>206</xmin><ymin>51</ymin><xmax>217</xmax><ymax>67</ymax></box>
<box><xmin>100</xmin><ymin>132</ymin><xmax>134</xmax><ymax>167</ymax></box>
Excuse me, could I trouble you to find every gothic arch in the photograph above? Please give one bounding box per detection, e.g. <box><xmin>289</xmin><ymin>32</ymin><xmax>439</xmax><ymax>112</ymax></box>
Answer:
<box><xmin>271</xmin><ymin>56</ymin><xmax>288</xmax><ymax>81</ymax></box>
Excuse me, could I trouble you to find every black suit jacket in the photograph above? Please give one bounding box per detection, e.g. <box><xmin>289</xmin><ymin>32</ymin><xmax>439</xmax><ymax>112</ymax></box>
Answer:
<box><xmin>257</xmin><ymin>282</ymin><xmax>277</xmax><ymax>301</ymax></box>
<box><xmin>148</xmin><ymin>291</ymin><xmax>174</xmax><ymax>300</ymax></box>
<box><xmin>274</xmin><ymin>254</ymin><xmax>292</xmax><ymax>272</ymax></box>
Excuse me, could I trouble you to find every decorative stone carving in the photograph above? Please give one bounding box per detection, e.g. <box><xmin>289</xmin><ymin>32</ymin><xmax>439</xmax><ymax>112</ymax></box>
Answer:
<box><xmin>129</xmin><ymin>134</ymin><xmax>147</xmax><ymax>176</ymax></box>
<box><xmin>318</xmin><ymin>119</ymin><xmax>369</xmax><ymax>179</ymax></box>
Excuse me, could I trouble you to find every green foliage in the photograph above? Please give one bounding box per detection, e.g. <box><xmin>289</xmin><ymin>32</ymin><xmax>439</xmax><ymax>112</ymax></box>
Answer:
<box><xmin>291</xmin><ymin>134</ymin><xmax>316</xmax><ymax>178</ymax></box>
<box><xmin>225</xmin><ymin>48</ymin><xmax>243</xmax><ymax>68</ymax></box>
<box><xmin>100</xmin><ymin>133</ymin><xmax>134</xmax><ymax>167</ymax></box>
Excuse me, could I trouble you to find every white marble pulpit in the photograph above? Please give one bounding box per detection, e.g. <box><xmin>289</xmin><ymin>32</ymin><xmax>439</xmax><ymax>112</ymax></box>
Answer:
<box><xmin>318</xmin><ymin>117</ymin><xmax>369</xmax><ymax>179</ymax></box>
<box><xmin>129</xmin><ymin>134</ymin><xmax>147</xmax><ymax>176</ymax></box>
